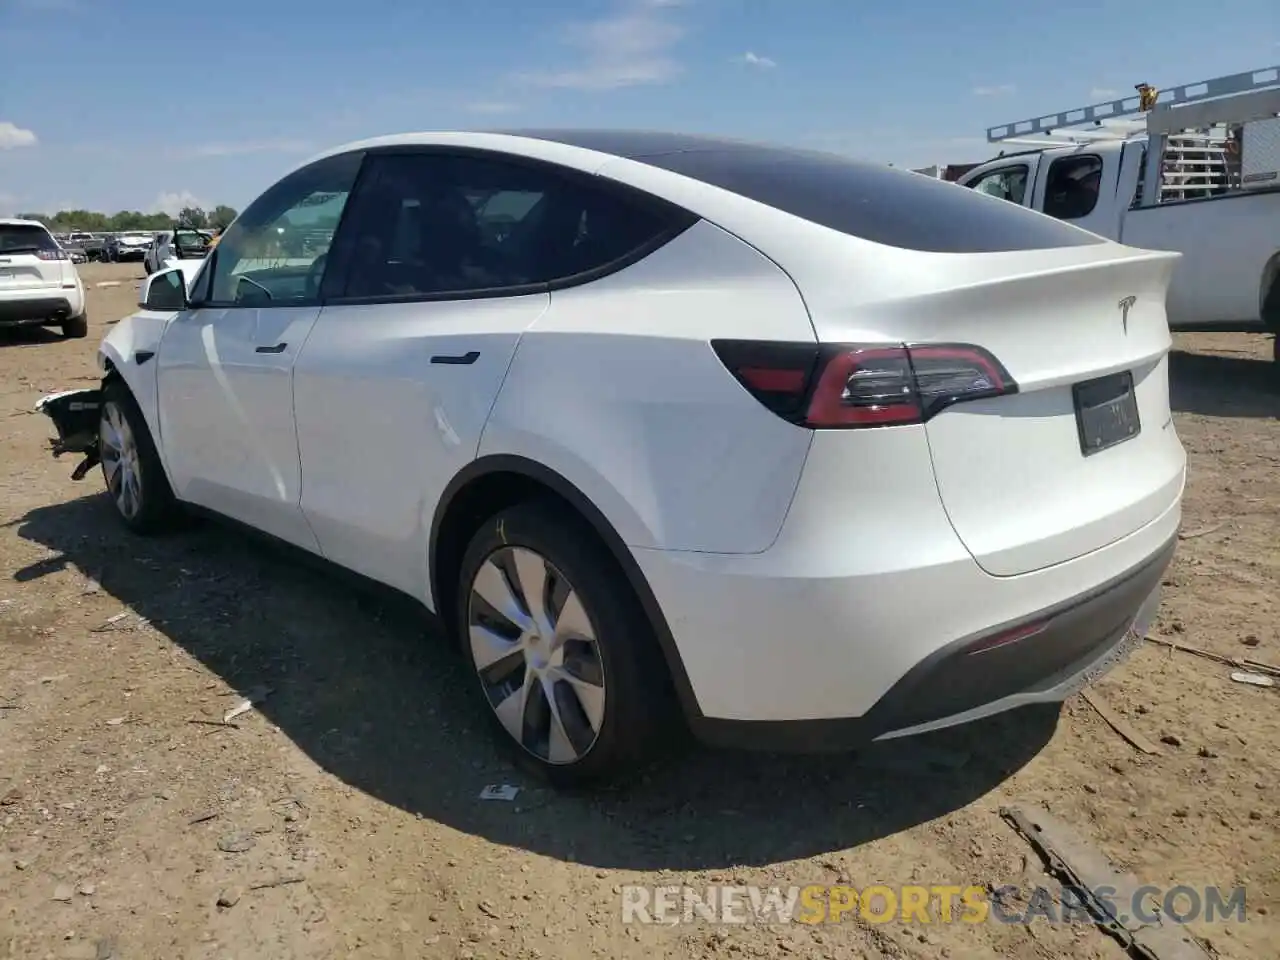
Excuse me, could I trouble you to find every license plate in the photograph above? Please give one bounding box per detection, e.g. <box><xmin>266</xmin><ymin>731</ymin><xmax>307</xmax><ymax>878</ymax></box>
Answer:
<box><xmin>1073</xmin><ymin>371</ymin><xmax>1140</xmax><ymax>456</ymax></box>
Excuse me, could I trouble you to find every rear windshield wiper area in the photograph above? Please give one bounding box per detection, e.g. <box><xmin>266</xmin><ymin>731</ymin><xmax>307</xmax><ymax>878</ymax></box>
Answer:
<box><xmin>0</xmin><ymin>245</ymin><xmax>47</xmax><ymax>254</ymax></box>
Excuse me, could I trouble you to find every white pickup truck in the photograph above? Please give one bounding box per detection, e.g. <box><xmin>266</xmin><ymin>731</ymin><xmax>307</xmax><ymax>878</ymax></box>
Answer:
<box><xmin>956</xmin><ymin>136</ymin><xmax>1280</xmax><ymax>354</ymax></box>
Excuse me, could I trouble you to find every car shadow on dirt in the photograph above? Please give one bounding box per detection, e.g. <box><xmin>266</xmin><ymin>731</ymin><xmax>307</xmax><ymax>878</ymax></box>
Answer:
<box><xmin>13</xmin><ymin>493</ymin><xmax>1059</xmax><ymax>871</ymax></box>
<box><xmin>1169</xmin><ymin>348</ymin><xmax>1279</xmax><ymax>419</ymax></box>
<box><xmin>0</xmin><ymin>327</ymin><xmax>65</xmax><ymax>348</ymax></box>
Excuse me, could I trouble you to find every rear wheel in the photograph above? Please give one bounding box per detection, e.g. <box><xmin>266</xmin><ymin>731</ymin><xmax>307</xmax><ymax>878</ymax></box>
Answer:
<box><xmin>61</xmin><ymin>314</ymin><xmax>88</xmax><ymax>339</ymax></box>
<box><xmin>99</xmin><ymin>381</ymin><xmax>180</xmax><ymax>534</ymax></box>
<box><xmin>456</xmin><ymin>501</ymin><xmax>679</xmax><ymax>786</ymax></box>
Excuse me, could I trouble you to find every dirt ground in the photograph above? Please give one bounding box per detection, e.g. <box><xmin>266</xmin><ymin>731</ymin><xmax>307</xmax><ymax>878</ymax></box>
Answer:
<box><xmin>1</xmin><ymin>261</ymin><xmax>1277</xmax><ymax>960</ymax></box>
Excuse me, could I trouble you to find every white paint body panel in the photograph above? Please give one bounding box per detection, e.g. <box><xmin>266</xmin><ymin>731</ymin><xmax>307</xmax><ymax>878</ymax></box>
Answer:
<box><xmin>294</xmin><ymin>294</ymin><xmax>548</xmax><ymax>599</ymax></box>
<box><xmin>80</xmin><ymin>130</ymin><xmax>1187</xmax><ymax>731</ymax></box>
<box><xmin>156</xmin><ymin>305</ymin><xmax>323</xmax><ymax>550</ymax></box>
<box><xmin>479</xmin><ymin>220</ymin><xmax>815</xmax><ymax>555</ymax></box>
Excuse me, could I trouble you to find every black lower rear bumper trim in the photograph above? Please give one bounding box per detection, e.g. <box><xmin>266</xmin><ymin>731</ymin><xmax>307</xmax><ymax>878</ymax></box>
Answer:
<box><xmin>690</xmin><ymin>534</ymin><xmax>1177</xmax><ymax>753</ymax></box>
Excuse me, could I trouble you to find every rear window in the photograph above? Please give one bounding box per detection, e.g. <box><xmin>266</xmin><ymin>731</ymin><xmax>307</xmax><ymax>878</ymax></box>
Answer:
<box><xmin>0</xmin><ymin>224</ymin><xmax>58</xmax><ymax>254</ymax></box>
<box><xmin>634</xmin><ymin>146</ymin><xmax>1104</xmax><ymax>253</ymax></box>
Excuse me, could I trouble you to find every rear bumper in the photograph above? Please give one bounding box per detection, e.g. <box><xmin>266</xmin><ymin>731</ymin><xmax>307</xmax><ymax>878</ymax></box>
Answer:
<box><xmin>0</xmin><ymin>296</ymin><xmax>78</xmax><ymax>326</ymax></box>
<box><xmin>631</xmin><ymin>420</ymin><xmax>1183</xmax><ymax>750</ymax></box>
<box><xmin>690</xmin><ymin>535</ymin><xmax>1172</xmax><ymax>752</ymax></box>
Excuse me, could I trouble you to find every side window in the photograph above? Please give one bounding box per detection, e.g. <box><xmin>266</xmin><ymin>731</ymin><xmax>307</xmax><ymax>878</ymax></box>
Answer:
<box><xmin>967</xmin><ymin>165</ymin><xmax>1029</xmax><ymax>205</ymax></box>
<box><xmin>200</xmin><ymin>151</ymin><xmax>363</xmax><ymax>307</ymax></box>
<box><xmin>334</xmin><ymin>151</ymin><xmax>679</xmax><ymax>300</ymax></box>
<box><xmin>1043</xmin><ymin>155</ymin><xmax>1103</xmax><ymax>220</ymax></box>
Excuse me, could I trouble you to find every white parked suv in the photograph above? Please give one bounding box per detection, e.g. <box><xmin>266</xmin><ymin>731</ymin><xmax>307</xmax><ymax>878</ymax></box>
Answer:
<box><xmin>37</xmin><ymin>131</ymin><xmax>1185</xmax><ymax>784</ymax></box>
<box><xmin>0</xmin><ymin>218</ymin><xmax>88</xmax><ymax>338</ymax></box>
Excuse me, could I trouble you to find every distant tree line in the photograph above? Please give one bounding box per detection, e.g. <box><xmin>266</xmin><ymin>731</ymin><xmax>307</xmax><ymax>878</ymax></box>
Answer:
<box><xmin>15</xmin><ymin>205</ymin><xmax>240</xmax><ymax>233</ymax></box>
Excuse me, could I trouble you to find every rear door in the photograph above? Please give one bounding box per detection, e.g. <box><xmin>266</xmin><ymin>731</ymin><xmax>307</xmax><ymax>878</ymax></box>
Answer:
<box><xmin>1030</xmin><ymin>149</ymin><xmax>1123</xmax><ymax>239</ymax></box>
<box><xmin>294</xmin><ymin>148</ymin><xmax>679</xmax><ymax>602</ymax></box>
<box><xmin>0</xmin><ymin>223</ymin><xmax>71</xmax><ymax>296</ymax></box>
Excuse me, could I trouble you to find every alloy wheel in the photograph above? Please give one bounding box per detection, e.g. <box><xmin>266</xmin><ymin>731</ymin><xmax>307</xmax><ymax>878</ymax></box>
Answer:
<box><xmin>100</xmin><ymin>401</ymin><xmax>143</xmax><ymax>520</ymax></box>
<box><xmin>467</xmin><ymin>546</ymin><xmax>607</xmax><ymax>764</ymax></box>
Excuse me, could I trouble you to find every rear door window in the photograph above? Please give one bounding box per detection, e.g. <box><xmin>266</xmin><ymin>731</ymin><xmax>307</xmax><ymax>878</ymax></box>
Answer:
<box><xmin>1042</xmin><ymin>155</ymin><xmax>1103</xmax><ymax>220</ymax></box>
<box><xmin>329</xmin><ymin>151</ymin><xmax>691</xmax><ymax>300</ymax></box>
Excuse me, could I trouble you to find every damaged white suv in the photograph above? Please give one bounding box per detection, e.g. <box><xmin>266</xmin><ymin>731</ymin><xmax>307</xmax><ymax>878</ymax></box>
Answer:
<box><xmin>38</xmin><ymin>131</ymin><xmax>1183</xmax><ymax>785</ymax></box>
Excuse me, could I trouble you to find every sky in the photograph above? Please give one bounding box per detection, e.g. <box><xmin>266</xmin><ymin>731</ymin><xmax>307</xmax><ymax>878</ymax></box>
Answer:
<box><xmin>1</xmin><ymin>0</ymin><xmax>1277</xmax><ymax>216</ymax></box>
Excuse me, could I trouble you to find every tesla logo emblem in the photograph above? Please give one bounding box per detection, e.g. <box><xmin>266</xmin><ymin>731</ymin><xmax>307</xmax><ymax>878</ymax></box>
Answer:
<box><xmin>1118</xmin><ymin>296</ymin><xmax>1137</xmax><ymax>333</ymax></box>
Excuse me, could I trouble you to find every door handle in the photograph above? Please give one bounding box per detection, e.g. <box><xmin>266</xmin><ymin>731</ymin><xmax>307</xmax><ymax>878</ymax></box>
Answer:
<box><xmin>430</xmin><ymin>350</ymin><xmax>480</xmax><ymax>365</ymax></box>
<box><xmin>255</xmin><ymin>342</ymin><xmax>288</xmax><ymax>354</ymax></box>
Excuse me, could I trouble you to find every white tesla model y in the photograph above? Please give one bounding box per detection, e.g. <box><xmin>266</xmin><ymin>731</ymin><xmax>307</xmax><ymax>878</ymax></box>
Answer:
<box><xmin>38</xmin><ymin>131</ymin><xmax>1185</xmax><ymax>784</ymax></box>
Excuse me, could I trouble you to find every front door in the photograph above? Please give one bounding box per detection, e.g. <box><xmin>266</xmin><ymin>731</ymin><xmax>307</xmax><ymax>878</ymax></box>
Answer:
<box><xmin>960</xmin><ymin>157</ymin><xmax>1041</xmax><ymax>209</ymax></box>
<box><xmin>155</xmin><ymin>150</ymin><xmax>365</xmax><ymax>551</ymax></box>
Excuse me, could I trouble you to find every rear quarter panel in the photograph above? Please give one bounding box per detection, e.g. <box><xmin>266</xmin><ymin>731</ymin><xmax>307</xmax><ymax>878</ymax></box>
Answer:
<box><xmin>479</xmin><ymin>219</ymin><xmax>816</xmax><ymax>554</ymax></box>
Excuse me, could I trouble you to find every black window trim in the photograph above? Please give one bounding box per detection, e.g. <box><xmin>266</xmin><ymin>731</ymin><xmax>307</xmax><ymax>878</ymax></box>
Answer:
<box><xmin>318</xmin><ymin>144</ymin><xmax>699</xmax><ymax>308</ymax></box>
<box><xmin>1042</xmin><ymin>153</ymin><xmax>1104</xmax><ymax>220</ymax></box>
<box><xmin>187</xmin><ymin>149</ymin><xmax>370</xmax><ymax>311</ymax></box>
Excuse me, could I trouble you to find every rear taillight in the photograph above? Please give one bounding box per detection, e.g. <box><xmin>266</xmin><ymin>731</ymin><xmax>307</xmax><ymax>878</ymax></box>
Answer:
<box><xmin>712</xmin><ymin>340</ymin><xmax>1017</xmax><ymax>428</ymax></box>
<box><xmin>37</xmin><ymin>249</ymin><xmax>69</xmax><ymax>261</ymax></box>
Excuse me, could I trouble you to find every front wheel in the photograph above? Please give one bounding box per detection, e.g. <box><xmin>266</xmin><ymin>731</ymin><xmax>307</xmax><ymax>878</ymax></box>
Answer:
<box><xmin>99</xmin><ymin>381</ymin><xmax>180</xmax><ymax>534</ymax></box>
<box><xmin>456</xmin><ymin>501</ymin><xmax>680</xmax><ymax>786</ymax></box>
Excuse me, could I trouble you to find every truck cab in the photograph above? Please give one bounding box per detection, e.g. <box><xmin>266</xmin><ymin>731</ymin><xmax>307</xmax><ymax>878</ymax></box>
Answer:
<box><xmin>957</xmin><ymin>67</ymin><xmax>1280</xmax><ymax>356</ymax></box>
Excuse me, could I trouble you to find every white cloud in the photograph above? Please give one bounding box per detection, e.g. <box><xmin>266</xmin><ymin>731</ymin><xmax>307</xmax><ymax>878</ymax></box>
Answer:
<box><xmin>972</xmin><ymin>84</ymin><xmax>1016</xmax><ymax>96</ymax></box>
<box><xmin>518</xmin><ymin>0</ymin><xmax>686</xmax><ymax>91</ymax></box>
<box><xmin>0</xmin><ymin>121</ymin><xmax>38</xmax><ymax>149</ymax></box>
<box><xmin>153</xmin><ymin>191</ymin><xmax>209</xmax><ymax>216</ymax></box>
<box><xmin>1090</xmin><ymin>87</ymin><xmax>1120</xmax><ymax>99</ymax></box>
<box><xmin>0</xmin><ymin>193</ymin><xmax>15</xmax><ymax>216</ymax></box>
<box><xmin>737</xmin><ymin>51</ymin><xmax>777</xmax><ymax>69</ymax></box>
<box><xmin>173</xmin><ymin>138</ymin><xmax>313</xmax><ymax>159</ymax></box>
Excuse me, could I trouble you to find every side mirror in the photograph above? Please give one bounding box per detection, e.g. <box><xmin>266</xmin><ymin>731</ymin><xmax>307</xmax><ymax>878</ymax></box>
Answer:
<box><xmin>139</xmin><ymin>268</ymin><xmax>188</xmax><ymax>311</ymax></box>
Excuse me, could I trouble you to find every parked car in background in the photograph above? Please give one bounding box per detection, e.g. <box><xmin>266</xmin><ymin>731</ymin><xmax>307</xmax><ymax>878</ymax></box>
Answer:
<box><xmin>0</xmin><ymin>218</ymin><xmax>88</xmax><ymax>337</ymax></box>
<box><xmin>63</xmin><ymin>232</ymin><xmax>104</xmax><ymax>262</ymax></box>
<box><xmin>35</xmin><ymin>130</ymin><xmax>1183</xmax><ymax>784</ymax></box>
<box><xmin>108</xmin><ymin>233</ymin><xmax>151</xmax><ymax>263</ymax></box>
<box><xmin>61</xmin><ymin>241</ymin><xmax>89</xmax><ymax>264</ymax></box>
<box><xmin>144</xmin><ymin>228</ymin><xmax>210</xmax><ymax>275</ymax></box>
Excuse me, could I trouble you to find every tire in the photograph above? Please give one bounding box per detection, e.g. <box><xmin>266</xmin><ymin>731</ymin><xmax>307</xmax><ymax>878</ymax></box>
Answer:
<box><xmin>455</xmin><ymin>500</ymin><xmax>679</xmax><ymax>786</ymax></box>
<box><xmin>61</xmin><ymin>314</ymin><xmax>88</xmax><ymax>339</ymax></box>
<box><xmin>98</xmin><ymin>380</ymin><xmax>180</xmax><ymax>535</ymax></box>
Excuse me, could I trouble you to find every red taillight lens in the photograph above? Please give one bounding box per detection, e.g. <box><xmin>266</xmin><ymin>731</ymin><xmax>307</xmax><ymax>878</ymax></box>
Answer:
<box><xmin>807</xmin><ymin>346</ymin><xmax>920</xmax><ymax>426</ymax></box>
<box><xmin>36</xmin><ymin>249</ymin><xmax>69</xmax><ymax>261</ymax></box>
<box><xmin>712</xmin><ymin>340</ymin><xmax>1017</xmax><ymax>429</ymax></box>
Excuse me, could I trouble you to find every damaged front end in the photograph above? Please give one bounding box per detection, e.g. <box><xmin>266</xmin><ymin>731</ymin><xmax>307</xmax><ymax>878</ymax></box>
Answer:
<box><xmin>36</xmin><ymin>388</ymin><xmax>103</xmax><ymax>480</ymax></box>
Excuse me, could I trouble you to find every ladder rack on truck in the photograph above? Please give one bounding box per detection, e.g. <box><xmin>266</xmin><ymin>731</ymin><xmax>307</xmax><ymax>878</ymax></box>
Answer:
<box><xmin>984</xmin><ymin>66</ymin><xmax>1280</xmax><ymax>207</ymax></box>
